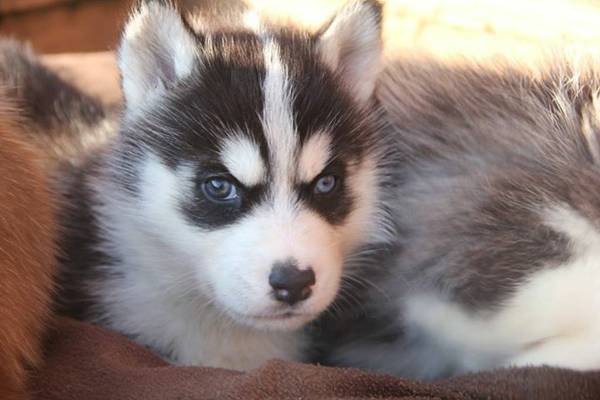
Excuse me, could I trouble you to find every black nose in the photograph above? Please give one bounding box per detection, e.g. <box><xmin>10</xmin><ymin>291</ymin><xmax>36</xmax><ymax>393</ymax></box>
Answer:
<box><xmin>269</xmin><ymin>261</ymin><xmax>316</xmax><ymax>305</ymax></box>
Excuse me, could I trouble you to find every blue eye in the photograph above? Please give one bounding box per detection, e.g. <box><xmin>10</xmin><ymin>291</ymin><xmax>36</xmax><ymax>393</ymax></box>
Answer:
<box><xmin>314</xmin><ymin>175</ymin><xmax>337</xmax><ymax>194</ymax></box>
<box><xmin>203</xmin><ymin>178</ymin><xmax>239</xmax><ymax>202</ymax></box>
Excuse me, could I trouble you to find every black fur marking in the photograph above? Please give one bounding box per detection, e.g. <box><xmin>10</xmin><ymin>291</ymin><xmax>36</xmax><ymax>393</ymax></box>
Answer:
<box><xmin>276</xmin><ymin>30</ymin><xmax>378</xmax><ymax>225</ymax></box>
<box><xmin>115</xmin><ymin>32</ymin><xmax>270</xmax><ymax>229</ymax></box>
<box><xmin>297</xmin><ymin>160</ymin><xmax>353</xmax><ymax>225</ymax></box>
<box><xmin>115</xmin><ymin>28</ymin><xmax>378</xmax><ymax>228</ymax></box>
<box><xmin>182</xmin><ymin>170</ymin><xmax>268</xmax><ymax>229</ymax></box>
<box><xmin>54</xmin><ymin>158</ymin><xmax>118</xmax><ymax>322</ymax></box>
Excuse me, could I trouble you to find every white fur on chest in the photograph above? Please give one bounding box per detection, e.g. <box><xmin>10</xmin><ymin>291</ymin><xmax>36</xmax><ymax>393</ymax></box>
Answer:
<box><xmin>404</xmin><ymin>205</ymin><xmax>600</xmax><ymax>373</ymax></box>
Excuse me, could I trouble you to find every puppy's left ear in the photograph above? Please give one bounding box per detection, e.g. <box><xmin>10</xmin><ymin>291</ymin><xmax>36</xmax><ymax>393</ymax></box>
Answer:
<box><xmin>315</xmin><ymin>0</ymin><xmax>383</xmax><ymax>105</ymax></box>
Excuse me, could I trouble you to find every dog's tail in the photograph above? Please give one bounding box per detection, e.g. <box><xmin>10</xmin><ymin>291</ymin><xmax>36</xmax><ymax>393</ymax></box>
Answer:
<box><xmin>0</xmin><ymin>39</ymin><xmax>116</xmax><ymax>167</ymax></box>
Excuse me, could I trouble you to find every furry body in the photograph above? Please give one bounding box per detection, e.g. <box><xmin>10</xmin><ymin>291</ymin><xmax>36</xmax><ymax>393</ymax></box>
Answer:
<box><xmin>0</xmin><ymin>99</ymin><xmax>56</xmax><ymax>399</ymax></box>
<box><xmin>312</xmin><ymin>57</ymin><xmax>600</xmax><ymax>378</ymax></box>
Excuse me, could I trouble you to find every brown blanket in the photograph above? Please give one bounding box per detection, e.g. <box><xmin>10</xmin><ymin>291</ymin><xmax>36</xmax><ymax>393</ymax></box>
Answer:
<box><xmin>30</xmin><ymin>318</ymin><xmax>600</xmax><ymax>400</ymax></box>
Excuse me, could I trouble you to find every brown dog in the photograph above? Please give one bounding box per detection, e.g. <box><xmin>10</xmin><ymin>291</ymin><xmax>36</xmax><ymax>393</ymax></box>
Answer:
<box><xmin>0</xmin><ymin>97</ymin><xmax>56</xmax><ymax>400</ymax></box>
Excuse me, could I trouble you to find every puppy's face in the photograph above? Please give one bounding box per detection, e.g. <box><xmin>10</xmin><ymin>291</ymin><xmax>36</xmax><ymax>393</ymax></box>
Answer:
<box><xmin>114</xmin><ymin>0</ymin><xmax>385</xmax><ymax>330</ymax></box>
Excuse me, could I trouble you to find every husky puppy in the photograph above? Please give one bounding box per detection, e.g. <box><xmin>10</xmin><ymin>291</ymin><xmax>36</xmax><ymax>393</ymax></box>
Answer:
<box><xmin>0</xmin><ymin>96</ymin><xmax>56</xmax><ymax>400</ymax></box>
<box><xmin>0</xmin><ymin>0</ymin><xmax>391</xmax><ymax>370</ymax></box>
<box><xmin>312</xmin><ymin>56</ymin><xmax>600</xmax><ymax>378</ymax></box>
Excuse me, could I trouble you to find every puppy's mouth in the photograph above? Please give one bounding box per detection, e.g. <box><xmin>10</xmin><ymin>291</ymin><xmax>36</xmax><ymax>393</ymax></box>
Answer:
<box><xmin>227</xmin><ymin>309</ymin><xmax>316</xmax><ymax>330</ymax></box>
<box><xmin>247</xmin><ymin>312</ymin><xmax>304</xmax><ymax>320</ymax></box>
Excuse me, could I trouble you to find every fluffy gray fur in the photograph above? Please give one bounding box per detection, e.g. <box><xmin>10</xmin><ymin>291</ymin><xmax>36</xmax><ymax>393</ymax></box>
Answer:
<box><xmin>311</xmin><ymin>56</ymin><xmax>600</xmax><ymax>378</ymax></box>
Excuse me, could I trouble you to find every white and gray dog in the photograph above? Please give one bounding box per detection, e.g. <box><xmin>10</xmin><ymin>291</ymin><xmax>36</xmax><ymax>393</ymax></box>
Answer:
<box><xmin>0</xmin><ymin>0</ymin><xmax>392</xmax><ymax>370</ymax></box>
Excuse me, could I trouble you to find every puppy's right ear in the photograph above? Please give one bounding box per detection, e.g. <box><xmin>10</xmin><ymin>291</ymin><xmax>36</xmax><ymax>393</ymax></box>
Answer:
<box><xmin>118</xmin><ymin>0</ymin><xmax>200</xmax><ymax>109</ymax></box>
<box><xmin>315</xmin><ymin>0</ymin><xmax>383</xmax><ymax>105</ymax></box>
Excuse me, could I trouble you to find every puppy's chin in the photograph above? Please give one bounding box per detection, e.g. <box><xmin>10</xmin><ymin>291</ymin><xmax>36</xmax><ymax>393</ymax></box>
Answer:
<box><xmin>223</xmin><ymin>308</ymin><xmax>318</xmax><ymax>332</ymax></box>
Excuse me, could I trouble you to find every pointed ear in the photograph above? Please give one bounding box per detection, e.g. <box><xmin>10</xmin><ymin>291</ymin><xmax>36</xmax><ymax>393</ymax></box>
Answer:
<box><xmin>580</xmin><ymin>97</ymin><xmax>600</xmax><ymax>164</ymax></box>
<box><xmin>315</xmin><ymin>0</ymin><xmax>383</xmax><ymax>105</ymax></box>
<box><xmin>118</xmin><ymin>0</ymin><xmax>200</xmax><ymax>109</ymax></box>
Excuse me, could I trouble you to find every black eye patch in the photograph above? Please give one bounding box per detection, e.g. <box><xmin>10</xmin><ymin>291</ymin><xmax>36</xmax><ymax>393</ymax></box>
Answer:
<box><xmin>297</xmin><ymin>162</ymin><xmax>354</xmax><ymax>225</ymax></box>
<box><xmin>180</xmin><ymin>168</ymin><xmax>267</xmax><ymax>229</ymax></box>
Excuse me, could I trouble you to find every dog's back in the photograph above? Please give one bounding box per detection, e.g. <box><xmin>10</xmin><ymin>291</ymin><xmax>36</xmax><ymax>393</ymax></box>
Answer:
<box><xmin>0</xmin><ymin>98</ymin><xmax>56</xmax><ymax>399</ymax></box>
<box><xmin>313</xmin><ymin>56</ymin><xmax>600</xmax><ymax>378</ymax></box>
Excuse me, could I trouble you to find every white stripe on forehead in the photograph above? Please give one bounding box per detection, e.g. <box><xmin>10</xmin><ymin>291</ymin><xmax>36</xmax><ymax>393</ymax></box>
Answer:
<box><xmin>219</xmin><ymin>136</ymin><xmax>266</xmax><ymax>187</ymax></box>
<box><xmin>298</xmin><ymin>132</ymin><xmax>331</xmax><ymax>183</ymax></box>
<box><xmin>261</xmin><ymin>38</ymin><xmax>298</xmax><ymax>196</ymax></box>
